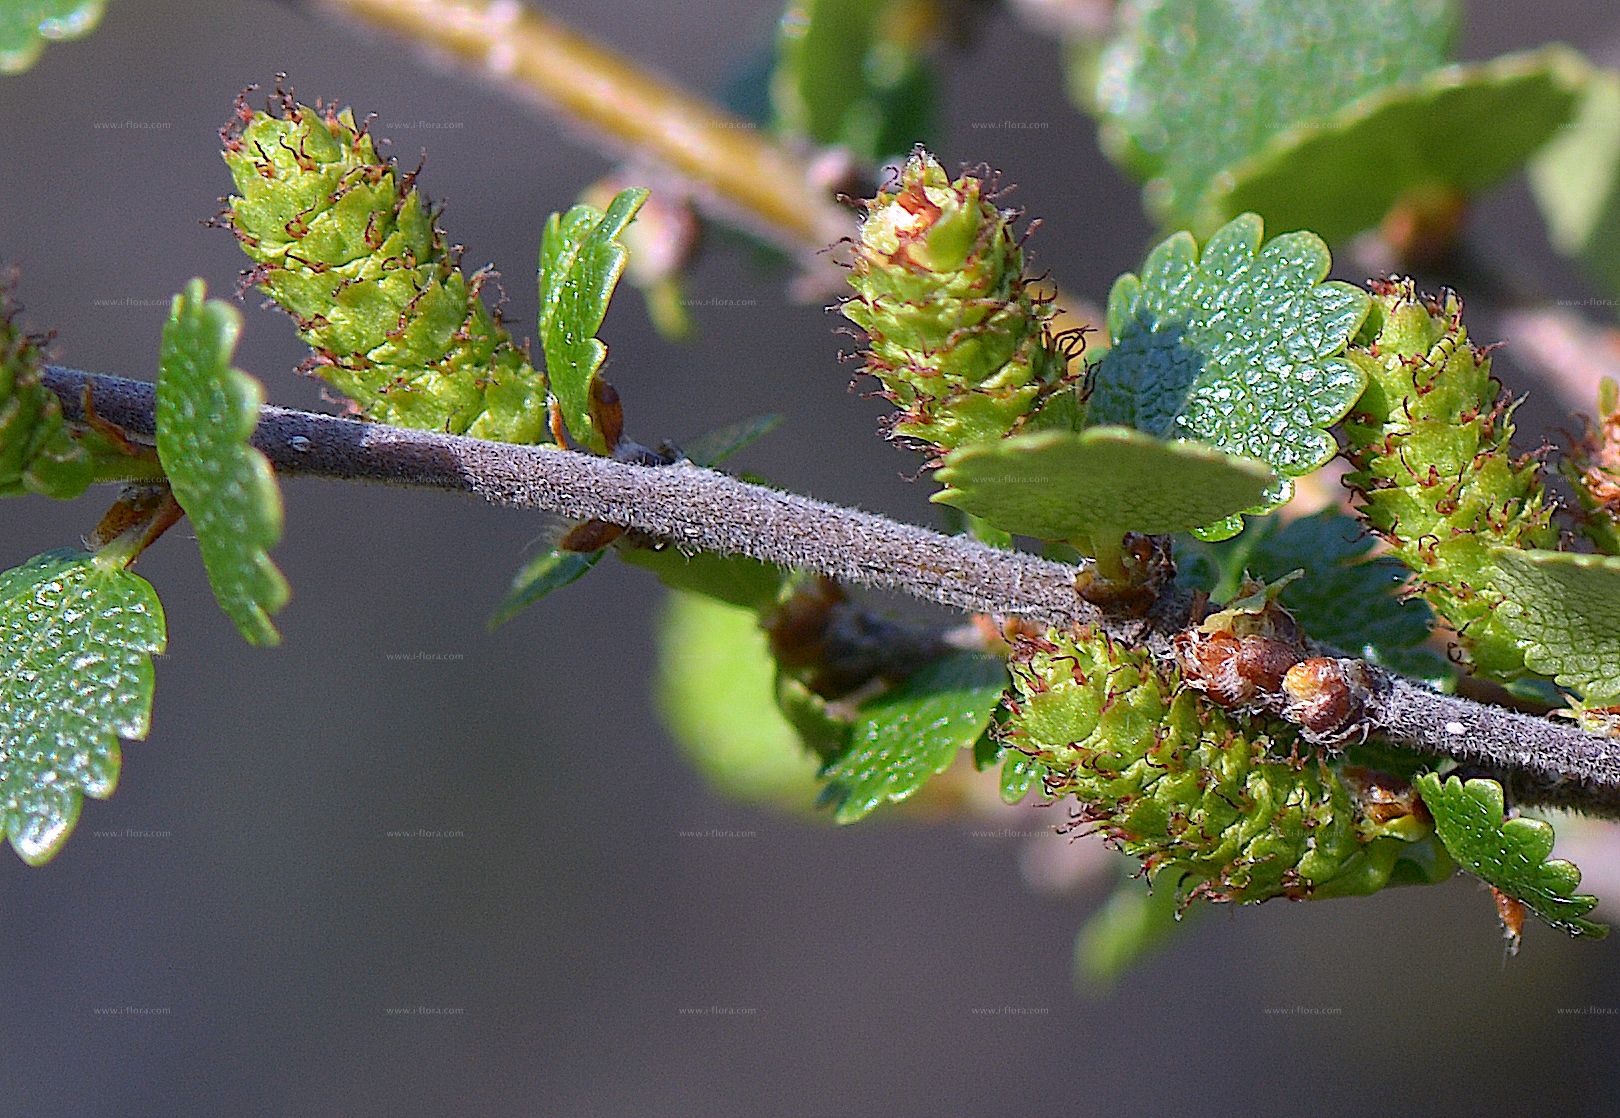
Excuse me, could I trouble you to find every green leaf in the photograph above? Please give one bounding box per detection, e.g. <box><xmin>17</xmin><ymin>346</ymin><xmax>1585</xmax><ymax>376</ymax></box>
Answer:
<box><xmin>538</xmin><ymin>187</ymin><xmax>648</xmax><ymax>453</ymax></box>
<box><xmin>1075</xmin><ymin>876</ymin><xmax>1191</xmax><ymax>988</ymax></box>
<box><xmin>1488</xmin><ymin>548</ymin><xmax>1620</xmax><ymax>703</ymax></box>
<box><xmin>932</xmin><ymin>426</ymin><xmax>1277</xmax><ymax>542</ymax></box>
<box><xmin>1096</xmin><ymin>0</ymin><xmax>1455</xmax><ymax>228</ymax></box>
<box><xmin>0</xmin><ymin>548</ymin><xmax>165</xmax><ymax>864</ymax></box>
<box><xmin>1088</xmin><ymin>213</ymin><xmax>1369</xmax><ymax>531</ymax></box>
<box><xmin>0</xmin><ymin>0</ymin><xmax>106</xmax><ymax>74</ymax></box>
<box><xmin>1415</xmin><ymin>773</ymin><xmax>1606</xmax><ymax>939</ymax></box>
<box><xmin>1531</xmin><ymin>67</ymin><xmax>1620</xmax><ymax>315</ymax></box>
<box><xmin>679</xmin><ymin>413</ymin><xmax>782</xmax><ymax>468</ymax></box>
<box><xmin>154</xmin><ymin>279</ymin><xmax>289</xmax><ymax>646</ymax></box>
<box><xmin>1181</xmin><ymin>509</ymin><xmax>1447</xmax><ymax>683</ymax></box>
<box><xmin>488</xmin><ymin>544</ymin><xmax>602</xmax><ymax>631</ymax></box>
<box><xmin>821</xmin><ymin>652</ymin><xmax>1007</xmax><ymax>823</ymax></box>
<box><xmin>771</xmin><ymin>0</ymin><xmax>936</xmax><ymax>162</ymax></box>
<box><xmin>1214</xmin><ymin>47</ymin><xmax>1588</xmax><ymax>244</ymax></box>
<box><xmin>655</xmin><ymin>590</ymin><xmax>825</xmax><ymax>806</ymax></box>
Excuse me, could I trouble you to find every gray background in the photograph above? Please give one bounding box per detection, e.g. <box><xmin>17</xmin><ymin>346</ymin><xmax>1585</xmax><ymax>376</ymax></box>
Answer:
<box><xmin>3</xmin><ymin>1</ymin><xmax>1620</xmax><ymax>1114</ymax></box>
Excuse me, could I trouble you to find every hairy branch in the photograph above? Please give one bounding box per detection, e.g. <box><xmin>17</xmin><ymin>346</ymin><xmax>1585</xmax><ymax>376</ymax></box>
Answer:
<box><xmin>40</xmin><ymin>364</ymin><xmax>1620</xmax><ymax>814</ymax></box>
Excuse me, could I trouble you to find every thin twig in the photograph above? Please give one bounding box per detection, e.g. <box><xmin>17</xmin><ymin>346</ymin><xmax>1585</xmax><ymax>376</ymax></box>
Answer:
<box><xmin>40</xmin><ymin>363</ymin><xmax>1620</xmax><ymax>813</ymax></box>
<box><xmin>308</xmin><ymin>0</ymin><xmax>852</xmax><ymax>257</ymax></box>
<box><xmin>294</xmin><ymin>0</ymin><xmax>1107</xmax><ymax>333</ymax></box>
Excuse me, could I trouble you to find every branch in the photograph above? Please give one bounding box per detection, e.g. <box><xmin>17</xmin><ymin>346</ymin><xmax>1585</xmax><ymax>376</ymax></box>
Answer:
<box><xmin>46</xmin><ymin>365</ymin><xmax>1100</xmax><ymax>629</ymax></box>
<box><xmin>39</xmin><ymin>364</ymin><xmax>1620</xmax><ymax>814</ymax></box>
<box><xmin>292</xmin><ymin>0</ymin><xmax>1108</xmax><ymax>335</ymax></box>
<box><xmin>306</xmin><ymin>0</ymin><xmax>852</xmax><ymax>258</ymax></box>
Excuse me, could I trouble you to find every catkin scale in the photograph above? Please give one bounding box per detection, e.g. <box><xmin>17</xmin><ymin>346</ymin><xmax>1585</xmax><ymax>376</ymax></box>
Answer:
<box><xmin>1342</xmin><ymin>281</ymin><xmax>1556</xmax><ymax>684</ymax></box>
<box><xmin>841</xmin><ymin>150</ymin><xmax>1076</xmax><ymax>458</ymax></box>
<box><xmin>220</xmin><ymin>91</ymin><xmax>550</xmax><ymax>443</ymax></box>
<box><xmin>1004</xmin><ymin>628</ymin><xmax>1447</xmax><ymax>907</ymax></box>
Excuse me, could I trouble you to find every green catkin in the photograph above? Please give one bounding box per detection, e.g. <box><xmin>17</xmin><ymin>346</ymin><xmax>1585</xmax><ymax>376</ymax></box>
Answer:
<box><xmin>841</xmin><ymin>150</ymin><xmax>1075</xmax><ymax>458</ymax></box>
<box><xmin>1341</xmin><ymin>280</ymin><xmax>1557</xmax><ymax>686</ymax></box>
<box><xmin>0</xmin><ymin>292</ymin><xmax>95</xmax><ymax>499</ymax></box>
<box><xmin>1003</xmin><ymin>628</ymin><xmax>1449</xmax><ymax>906</ymax></box>
<box><xmin>220</xmin><ymin>91</ymin><xmax>550</xmax><ymax>443</ymax></box>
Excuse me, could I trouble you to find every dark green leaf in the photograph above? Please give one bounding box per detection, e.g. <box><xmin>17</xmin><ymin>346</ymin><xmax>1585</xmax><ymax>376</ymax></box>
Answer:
<box><xmin>1096</xmin><ymin>0</ymin><xmax>1455</xmax><ymax>228</ymax></box>
<box><xmin>1089</xmin><ymin>213</ymin><xmax>1368</xmax><ymax>533</ymax></box>
<box><xmin>821</xmin><ymin>652</ymin><xmax>1007</xmax><ymax>823</ymax></box>
<box><xmin>1216</xmin><ymin>47</ymin><xmax>1588</xmax><ymax>243</ymax></box>
<box><xmin>679</xmin><ymin>413</ymin><xmax>783</xmax><ymax>468</ymax></box>
<box><xmin>1180</xmin><ymin>509</ymin><xmax>1447</xmax><ymax>683</ymax></box>
<box><xmin>488</xmin><ymin>544</ymin><xmax>603</xmax><ymax>631</ymax></box>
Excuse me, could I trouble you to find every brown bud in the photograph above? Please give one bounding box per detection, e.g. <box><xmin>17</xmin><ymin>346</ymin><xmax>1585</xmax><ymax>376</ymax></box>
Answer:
<box><xmin>1340</xmin><ymin>767</ymin><xmax>1427</xmax><ymax>827</ymax></box>
<box><xmin>1281</xmin><ymin>658</ymin><xmax>1371</xmax><ymax>743</ymax></box>
<box><xmin>1173</xmin><ymin>630</ymin><xmax>1300</xmax><ymax>710</ymax></box>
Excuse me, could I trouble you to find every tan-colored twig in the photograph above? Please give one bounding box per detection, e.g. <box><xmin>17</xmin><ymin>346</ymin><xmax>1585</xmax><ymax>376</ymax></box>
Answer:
<box><xmin>316</xmin><ymin>0</ymin><xmax>852</xmax><ymax>256</ymax></box>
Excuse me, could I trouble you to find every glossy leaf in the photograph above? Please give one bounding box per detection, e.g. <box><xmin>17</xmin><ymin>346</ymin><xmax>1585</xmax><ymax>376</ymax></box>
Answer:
<box><xmin>1096</xmin><ymin>0</ymin><xmax>1454</xmax><ymax>227</ymax></box>
<box><xmin>999</xmin><ymin>751</ymin><xmax>1046</xmax><ymax>805</ymax></box>
<box><xmin>1216</xmin><ymin>47</ymin><xmax>1587</xmax><ymax>243</ymax></box>
<box><xmin>821</xmin><ymin>652</ymin><xmax>1006</xmax><ymax>823</ymax></box>
<box><xmin>932</xmin><ymin>426</ymin><xmax>1277</xmax><ymax>542</ymax></box>
<box><xmin>154</xmin><ymin>279</ymin><xmax>289</xmax><ymax>646</ymax></box>
<box><xmin>0</xmin><ymin>548</ymin><xmax>165</xmax><ymax>865</ymax></box>
<box><xmin>1489</xmin><ymin>548</ymin><xmax>1620</xmax><ymax>703</ymax></box>
<box><xmin>538</xmin><ymin>188</ymin><xmax>648</xmax><ymax>453</ymax></box>
<box><xmin>0</xmin><ymin>0</ymin><xmax>106</xmax><ymax>74</ymax></box>
<box><xmin>1088</xmin><ymin>214</ymin><xmax>1368</xmax><ymax>531</ymax></box>
<box><xmin>1415</xmin><ymin>773</ymin><xmax>1606</xmax><ymax>938</ymax></box>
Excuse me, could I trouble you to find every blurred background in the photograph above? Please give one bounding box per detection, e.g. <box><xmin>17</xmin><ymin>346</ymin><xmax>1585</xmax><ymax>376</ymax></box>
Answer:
<box><xmin>3</xmin><ymin>1</ymin><xmax>1620</xmax><ymax>1114</ymax></box>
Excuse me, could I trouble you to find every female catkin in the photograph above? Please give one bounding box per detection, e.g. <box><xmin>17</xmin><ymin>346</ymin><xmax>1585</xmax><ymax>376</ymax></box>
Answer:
<box><xmin>221</xmin><ymin>92</ymin><xmax>550</xmax><ymax>443</ymax></box>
